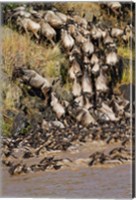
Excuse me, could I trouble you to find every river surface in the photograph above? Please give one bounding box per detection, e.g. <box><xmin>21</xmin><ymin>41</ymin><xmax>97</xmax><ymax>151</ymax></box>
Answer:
<box><xmin>1</xmin><ymin>164</ymin><xmax>132</xmax><ymax>199</ymax></box>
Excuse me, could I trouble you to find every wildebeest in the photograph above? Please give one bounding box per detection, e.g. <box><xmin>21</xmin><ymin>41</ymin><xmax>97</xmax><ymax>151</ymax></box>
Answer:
<box><xmin>72</xmin><ymin>77</ymin><xmax>81</xmax><ymax>97</ymax></box>
<box><xmin>111</xmin><ymin>28</ymin><xmax>124</xmax><ymax>38</ymax></box>
<box><xmin>81</xmin><ymin>40</ymin><xmax>94</xmax><ymax>56</ymax></box>
<box><xmin>106</xmin><ymin>48</ymin><xmax>118</xmax><ymax>66</ymax></box>
<box><xmin>103</xmin><ymin>31</ymin><xmax>114</xmax><ymax>47</ymax></box>
<box><xmin>122</xmin><ymin>24</ymin><xmax>133</xmax><ymax>46</ymax></box>
<box><xmin>95</xmin><ymin>68</ymin><xmax>109</xmax><ymax>93</ymax></box>
<box><xmin>91</xmin><ymin>63</ymin><xmax>100</xmax><ymax>77</ymax></box>
<box><xmin>68</xmin><ymin>54</ymin><xmax>82</xmax><ymax>80</ymax></box>
<box><xmin>40</xmin><ymin>20</ymin><xmax>56</xmax><ymax>46</ymax></box>
<box><xmin>8</xmin><ymin>5</ymin><xmax>128</xmax><ymax>127</ymax></box>
<box><xmin>44</xmin><ymin>10</ymin><xmax>64</xmax><ymax>28</ymax></box>
<box><xmin>74</xmin><ymin>95</ymin><xmax>84</xmax><ymax>107</ymax></box>
<box><xmin>73</xmin><ymin>31</ymin><xmax>87</xmax><ymax>45</ymax></box>
<box><xmin>55</xmin><ymin>11</ymin><xmax>68</xmax><ymax>23</ymax></box>
<box><xmin>16</xmin><ymin>17</ymin><xmax>41</xmax><ymax>39</ymax></box>
<box><xmin>90</xmin><ymin>53</ymin><xmax>99</xmax><ymax>65</ymax></box>
<box><xmin>12</xmin><ymin>68</ymin><xmax>51</xmax><ymax>101</ymax></box>
<box><xmin>106</xmin><ymin>2</ymin><xmax>122</xmax><ymax>16</ymax></box>
<box><xmin>61</xmin><ymin>29</ymin><xmax>75</xmax><ymax>51</ymax></box>
<box><xmin>67</xmin><ymin>24</ymin><xmax>77</xmax><ymax>37</ymax></box>
<box><xmin>50</xmin><ymin>92</ymin><xmax>65</xmax><ymax>119</ymax></box>
<box><xmin>82</xmin><ymin>66</ymin><xmax>93</xmax><ymax>94</ymax></box>
<box><xmin>76</xmin><ymin>107</ymin><xmax>96</xmax><ymax>126</ymax></box>
<box><xmin>13</xmin><ymin>6</ymin><xmax>26</xmax><ymax>12</ymax></box>
<box><xmin>73</xmin><ymin>15</ymin><xmax>88</xmax><ymax>29</ymax></box>
<box><xmin>99</xmin><ymin>102</ymin><xmax>119</xmax><ymax>121</ymax></box>
<box><xmin>12</xmin><ymin>10</ymin><xmax>31</xmax><ymax>18</ymax></box>
<box><xmin>90</xmin><ymin>25</ymin><xmax>105</xmax><ymax>46</ymax></box>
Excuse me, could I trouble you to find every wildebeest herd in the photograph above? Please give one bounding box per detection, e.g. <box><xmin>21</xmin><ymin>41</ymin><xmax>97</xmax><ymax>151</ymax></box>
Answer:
<box><xmin>1</xmin><ymin>2</ymin><xmax>134</xmax><ymax>175</ymax></box>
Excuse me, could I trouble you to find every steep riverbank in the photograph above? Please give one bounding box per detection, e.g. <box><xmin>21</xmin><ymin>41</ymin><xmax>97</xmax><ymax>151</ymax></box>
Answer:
<box><xmin>1</xmin><ymin>2</ymin><xmax>134</xmax><ymax>198</ymax></box>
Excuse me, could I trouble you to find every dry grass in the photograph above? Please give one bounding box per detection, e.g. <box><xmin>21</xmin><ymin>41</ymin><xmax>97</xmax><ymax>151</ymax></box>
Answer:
<box><xmin>118</xmin><ymin>46</ymin><xmax>134</xmax><ymax>60</ymax></box>
<box><xmin>54</xmin><ymin>2</ymin><xmax>100</xmax><ymax>20</ymax></box>
<box><xmin>118</xmin><ymin>46</ymin><xmax>134</xmax><ymax>84</ymax></box>
<box><xmin>1</xmin><ymin>26</ymin><xmax>68</xmax><ymax>135</ymax></box>
<box><xmin>2</xmin><ymin>27</ymin><xmax>66</xmax><ymax>77</ymax></box>
<box><xmin>121</xmin><ymin>68</ymin><xmax>131</xmax><ymax>84</ymax></box>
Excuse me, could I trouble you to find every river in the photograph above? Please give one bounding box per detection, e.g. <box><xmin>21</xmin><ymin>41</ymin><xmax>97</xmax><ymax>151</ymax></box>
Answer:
<box><xmin>1</xmin><ymin>163</ymin><xmax>132</xmax><ymax>199</ymax></box>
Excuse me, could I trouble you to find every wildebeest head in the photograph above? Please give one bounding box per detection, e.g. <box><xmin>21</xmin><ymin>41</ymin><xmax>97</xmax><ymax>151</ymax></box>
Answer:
<box><xmin>12</xmin><ymin>66</ymin><xmax>25</xmax><ymax>81</ymax></box>
<box><xmin>12</xmin><ymin>64</ymin><xmax>31</xmax><ymax>81</ymax></box>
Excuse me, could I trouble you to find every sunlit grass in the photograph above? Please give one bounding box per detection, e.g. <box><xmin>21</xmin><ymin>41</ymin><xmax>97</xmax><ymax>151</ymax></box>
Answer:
<box><xmin>121</xmin><ymin>68</ymin><xmax>131</xmax><ymax>84</ymax></box>
<box><xmin>118</xmin><ymin>46</ymin><xmax>134</xmax><ymax>84</ymax></box>
<box><xmin>2</xmin><ymin>28</ymin><xmax>66</xmax><ymax>73</ymax></box>
<box><xmin>54</xmin><ymin>2</ymin><xmax>100</xmax><ymax>20</ymax></box>
<box><xmin>2</xmin><ymin>27</ymin><xmax>66</xmax><ymax>77</ymax></box>
<box><xmin>118</xmin><ymin>46</ymin><xmax>134</xmax><ymax>60</ymax></box>
<box><xmin>1</xmin><ymin>26</ymin><xmax>67</xmax><ymax>135</ymax></box>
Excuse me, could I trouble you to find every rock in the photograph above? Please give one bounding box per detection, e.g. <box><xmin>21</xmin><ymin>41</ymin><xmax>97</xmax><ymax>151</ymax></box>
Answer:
<box><xmin>11</xmin><ymin>112</ymin><xmax>27</xmax><ymax>136</ymax></box>
<box><xmin>30</xmin><ymin>112</ymin><xmax>43</xmax><ymax>130</ymax></box>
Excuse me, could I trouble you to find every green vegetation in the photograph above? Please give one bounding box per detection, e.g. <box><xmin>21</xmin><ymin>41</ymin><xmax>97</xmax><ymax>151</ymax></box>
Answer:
<box><xmin>1</xmin><ymin>117</ymin><xmax>13</xmax><ymax>137</ymax></box>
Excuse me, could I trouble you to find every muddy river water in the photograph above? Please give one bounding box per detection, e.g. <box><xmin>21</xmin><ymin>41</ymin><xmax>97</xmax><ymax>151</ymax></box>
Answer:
<box><xmin>1</xmin><ymin>163</ymin><xmax>132</xmax><ymax>198</ymax></box>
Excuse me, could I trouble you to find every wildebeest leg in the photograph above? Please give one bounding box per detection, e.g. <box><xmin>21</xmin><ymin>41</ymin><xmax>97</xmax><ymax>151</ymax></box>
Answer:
<box><xmin>24</xmin><ymin>26</ymin><xmax>29</xmax><ymax>37</ymax></box>
<box><xmin>54</xmin><ymin>34</ymin><xmax>56</xmax><ymax>44</ymax></box>
<box><xmin>27</xmin><ymin>87</ymin><xmax>45</xmax><ymax>99</ymax></box>
<box><xmin>49</xmin><ymin>38</ymin><xmax>55</xmax><ymax>47</ymax></box>
<box><xmin>42</xmin><ymin>86</ymin><xmax>52</xmax><ymax>106</ymax></box>
<box><xmin>56</xmin><ymin>28</ymin><xmax>61</xmax><ymax>42</ymax></box>
<box><xmin>44</xmin><ymin>96</ymin><xmax>50</xmax><ymax>106</ymax></box>
<box><xmin>108</xmin><ymin>80</ymin><xmax>113</xmax><ymax>99</ymax></box>
<box><xmin>107</xmin><ymin>8</ymin><xmax>110</xmax><ymax>16</ymax></box>
<box><xmin>118</xmin><ymin>58</ymin><xmax>124</xmax><ymax>82</ymax></box>
<box><xmin>110</xmin><ymin>68</ymin><xmax>116</xmax><ymax>86</ymax></box>
<box><xmin>34</xmin><ymin>32</ymin><xmax>39</xmax><ymax>39</ymax></box>
<box><xmin>92</xmin><ymin>39</ymin><xmax>99</xmax><ymax>47</ymax></box>
<box><xmin>39</xmin><ymin>35</ymin><xmax>43</xmax><ymax>44</ymax></box>
<box><xmin>33</xmin><ymin>31</ymin><xmax>40</xmax><ymax>44</ymax></box>
<box><xmin>113</xmin><ymin>66</ymin><xmax>119</xmax><ymax>83</ymax></box>
<box><xmin>111</xmin><ymin>8</ymin><xmax>119</xmax><ymax>17</ymax></box>
<box><xmin>18</xmin><ymin>26</ymin><xmax>24</xmax><ymax>34</ymax></box>
<box><xmin>91</xmin><ymin>73</ymin><xmax>97</xmax><ymax>109</ymax></box>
